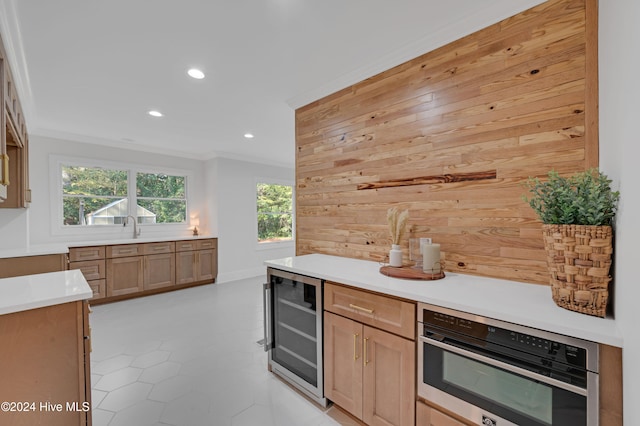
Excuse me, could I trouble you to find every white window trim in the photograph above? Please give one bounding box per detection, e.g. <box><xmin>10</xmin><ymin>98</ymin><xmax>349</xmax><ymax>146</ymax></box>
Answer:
<box><xmin>49</xmin><ymin>155</ymin><xmax>193</xmax><ymax>237</ymax></box>
<box><xmin>255</xmin><ymin>177</ymin><xmax>295</xmax><ymax>250</ymax></box>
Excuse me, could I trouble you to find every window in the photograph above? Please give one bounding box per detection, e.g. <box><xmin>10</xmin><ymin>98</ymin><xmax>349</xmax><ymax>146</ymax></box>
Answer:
<box><xmin>136</xmin><ymin>172</ymin><xmax>187</xmax><ymax>224</ymax></box>
<box><xmin>257</xmin><ymin>182</ymin><xmax>293</xmax><ymax>243</ymax></box>
<box><xmin>60</xmin><ymin>163</ymin><xmax>187</xmax><ymax>227</ymax></box>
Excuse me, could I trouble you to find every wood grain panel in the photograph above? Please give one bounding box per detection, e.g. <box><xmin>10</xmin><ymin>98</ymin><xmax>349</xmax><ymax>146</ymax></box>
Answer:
<box><xmin>295</xmin><ymin>0</ymin><xmax>597</xmax><ymax>285</ymax></box>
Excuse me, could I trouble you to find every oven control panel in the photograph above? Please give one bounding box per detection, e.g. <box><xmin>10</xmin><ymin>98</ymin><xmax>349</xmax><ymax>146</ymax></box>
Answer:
<box><xmin>422</xmin><ymin>309</ymin><xmax>587</xmax><ymax>369</ymax></box>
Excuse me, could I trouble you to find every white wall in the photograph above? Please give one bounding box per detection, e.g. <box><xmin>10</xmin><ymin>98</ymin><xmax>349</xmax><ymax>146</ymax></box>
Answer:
<box><xmin>24</xmin><ymin>135</ymin><xmax>208</xmax><ymax>245</ymax></box>
<box><xmin>599</xmin><ymin>0</ymin><xmax>640</xmax><ymax>422</ymax></box>
<box><xmin>0</xmin><ymin>135</ymin><xmax>294</xmax><ymax>281</ymax></box>
<box><xmin>207</xmin><ymin>157</ymin><xmax>294</xmax><ymax>283</ymax></box>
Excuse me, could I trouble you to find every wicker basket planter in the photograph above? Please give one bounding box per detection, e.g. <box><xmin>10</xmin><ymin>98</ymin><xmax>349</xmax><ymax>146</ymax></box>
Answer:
<box><xmin>542</xmin><ymin>224</ymin><xmax>613</xmax><ymax>318</ymax></box>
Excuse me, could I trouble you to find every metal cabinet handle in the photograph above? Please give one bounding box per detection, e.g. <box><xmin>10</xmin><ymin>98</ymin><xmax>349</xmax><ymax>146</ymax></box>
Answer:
<box><xmin>364</xmin><ymin>337</ymin><xmax>370</xmax><ymax>365</ymax></box>
<box><xmin>353</xmin><ymin>333</ymin><xmax>359</xmax><ymax>361</ymax></box>
<box><xmin>349</xmin><ymin>303</ymin><xmax>374</xmax><ymax>314</ymax></box>
<box><xmin>263</xmin><ymin>283</ymin><xmax>272</xmax><ymax>351</ymax></box>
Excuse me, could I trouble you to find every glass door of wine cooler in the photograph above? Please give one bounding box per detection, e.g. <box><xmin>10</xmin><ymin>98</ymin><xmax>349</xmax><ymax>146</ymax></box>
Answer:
<box><xmin>265</xmin><ymin>268</ymin><xmax>325</xmax><ymax>405</ymax></box>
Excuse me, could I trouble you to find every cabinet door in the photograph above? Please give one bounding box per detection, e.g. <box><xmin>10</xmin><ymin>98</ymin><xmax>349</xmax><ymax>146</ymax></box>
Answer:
<box><xmin>196</xmin><ymin>249</ymin><xmax>217</xmax><ymax>282</ymax></box>
<box><xmin>0</xmin><ymin>301</ymin><xmax>88</xmax><ymax>426</ymax></box>
<box><xmin>324</xmin><ymin>311</ymin><xmax>363</xmax><ymax>419</ymax></box>
<box><xmin>106</xmin><ymin>256</ymin><xmax>144</xmax><ymax>296</ymax></box>
<box><xmin>363</xmin><ymin>325</ymin><xmax>415</xmax><ymax>426</ymax></box>
<box><xmin>175</xmin><ymin>250</ymin><xmax>197</xmax><ymax>285</ymax></box>
<box><xmin>144</xmin><ymin>253</ymin><xmax>175</xmax><ymax>290</ymax></box>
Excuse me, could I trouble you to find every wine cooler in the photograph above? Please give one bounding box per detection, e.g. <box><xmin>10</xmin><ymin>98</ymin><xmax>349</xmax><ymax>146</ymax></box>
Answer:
<box><xmin>263</xmin><ymin>267</ymin><xmax>326</xmax><ymax>406</ymax></box>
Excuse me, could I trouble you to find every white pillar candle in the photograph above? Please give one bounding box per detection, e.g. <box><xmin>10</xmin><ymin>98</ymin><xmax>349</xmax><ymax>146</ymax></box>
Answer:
<box><xmin>422</xmin><ymin>242</ymin><xmax>441</xmax><ymax>273</ymax></box>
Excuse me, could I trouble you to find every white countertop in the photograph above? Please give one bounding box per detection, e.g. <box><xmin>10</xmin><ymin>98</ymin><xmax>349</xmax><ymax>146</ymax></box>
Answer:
<box><xmin>0</xmin><ymin>235</ymin><xmax>217</xmax><ymax>259</ymax></box>
<box><xmin>66</xmin><ymin>234</ymin><xmax>216</xmax><ymax>248</ymax></box>
<box><xmin>265</xmin><ymin>254</ymin><xmax>623</xmax><ymax>347</ymax></box>
<box><xmin>0</xmin><ymin>244</ymin><xmax>69</xmax><ymax>259</ymax></box>
<box><xmin>0</xmin><ymin>269</ymin><xmax>93</xmax><ymax>315</ymax></box>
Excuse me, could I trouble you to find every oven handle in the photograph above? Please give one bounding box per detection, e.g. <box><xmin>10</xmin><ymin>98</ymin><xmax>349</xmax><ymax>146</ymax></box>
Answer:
<box><xmin>419</xmin><ymin>335</ymin><xmax>588</xmax><ymax>396</ymax></box>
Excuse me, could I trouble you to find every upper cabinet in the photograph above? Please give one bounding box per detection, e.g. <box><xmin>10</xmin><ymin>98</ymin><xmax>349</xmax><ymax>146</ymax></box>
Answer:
<box><xmin>0</xmin><ymin>32</ymin><xmax>30</xmax><ymax>208</ymax></box>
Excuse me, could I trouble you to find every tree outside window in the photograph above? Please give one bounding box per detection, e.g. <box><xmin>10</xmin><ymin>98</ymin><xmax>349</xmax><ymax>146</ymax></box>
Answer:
<box><xmin>136</xmin><ymin>172</ymin><xmax>187</xmax><ymax>224</ymax></box>
<box><xmin>257</xmin><ymin>183</ymin><xmax>293</xmax><ymax>243</ymax></box>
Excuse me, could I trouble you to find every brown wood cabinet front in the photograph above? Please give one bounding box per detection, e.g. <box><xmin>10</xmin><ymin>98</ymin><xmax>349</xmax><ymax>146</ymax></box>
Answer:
<box><xmin>143</xmin><ymin>253</ymin><xmax>175</xmax><ymax>290</ymax></box>
<box><xmin>175</xmin><ymin>239</ymin><xmax>217</xmax><ymax>285</ymax></box>
<box><xmin>69</xmin><ymin>246</ymin><xmax>107</xmax><ymax>300</ymax></box>
<box><xmin>325</xmin><ymin>311</ymin><xmax>415</xmax><ymax>426</ymax></box>
<box><xmin>0</xmin><ymin>253</ymin><xmax>67</xmax><ymax>278</ymax></box>
<box><xmin>0</xmin><ymin>32</ymin><xmax>30</xmax><ymax>208</ymax></box>
<box><xmin>175</xmin><ymin>250</ymin><xmax>198</xmax><ymax>285</ymax></box>
<box><xmin>325</xmin><ymin>282</ymin><xmax>415</xmax><ymax>339</ymax></box>
<box><xmin>416</xmin><ymin>400</ymin><xmax>470</xmax><ymax>426</ymax></box>
<box><xmin>106</xmin><ymin>256</ymin><xmax>144</xmax><ymax>296</ymax></box>
<box><xmin>0</xmin><ymin>300</ymin><xmax>91</xmax><ymax>426</ymax></box>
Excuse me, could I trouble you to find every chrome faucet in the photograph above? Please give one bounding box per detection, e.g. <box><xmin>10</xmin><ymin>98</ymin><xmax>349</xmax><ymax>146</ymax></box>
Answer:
<box><xmin>124</xmin><ymin>215</ymin><xmax>141</xmax><ymax>239</ymax></box>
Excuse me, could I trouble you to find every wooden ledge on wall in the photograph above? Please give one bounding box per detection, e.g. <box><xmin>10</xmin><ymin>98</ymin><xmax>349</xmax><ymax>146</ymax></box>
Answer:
<box><xmin>357</xmin><ymin>170</ymin><xmax>497</xmax><ymax>190</ymax></box>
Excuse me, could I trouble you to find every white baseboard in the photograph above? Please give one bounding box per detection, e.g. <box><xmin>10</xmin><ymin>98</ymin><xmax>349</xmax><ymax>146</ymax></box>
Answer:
<box><xmin>217</xmin><ymin>267</ymin><xmax>265</xmax><ymax>284</ymax></box>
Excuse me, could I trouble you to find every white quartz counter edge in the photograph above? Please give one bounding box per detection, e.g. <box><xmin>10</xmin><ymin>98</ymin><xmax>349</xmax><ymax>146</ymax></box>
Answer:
<box><xmin>0</xmin><ymin>270</ymin><xmax>93</xmax><ymax>315</ymax></box>
<box><xmin>265</xmin><ymin>254</ymin><xmax>623</xmax><ymax>347</ymax></box>
<box><xmin>0</xmin><ymin>235</ymin><xmax>218</xmax><ymax>259</ymax></box>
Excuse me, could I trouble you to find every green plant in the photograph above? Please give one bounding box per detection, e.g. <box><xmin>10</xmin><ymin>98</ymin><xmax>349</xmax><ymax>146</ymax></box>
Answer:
<box><xmin>523</xmin><ymin>169</ymin><xmax>619</xmax><ymax>225</ymax></box>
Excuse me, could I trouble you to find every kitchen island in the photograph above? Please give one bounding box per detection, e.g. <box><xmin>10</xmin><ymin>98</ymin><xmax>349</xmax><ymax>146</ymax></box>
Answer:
<box><xmin>0</xmin><ymin>270</ymin><xmax>93</xmax><ymax>426</ymax></box>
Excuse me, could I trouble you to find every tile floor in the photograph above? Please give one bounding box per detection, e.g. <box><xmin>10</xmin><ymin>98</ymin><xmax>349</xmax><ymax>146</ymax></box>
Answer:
<box><xmin>90</xmin><ymin>276</ymin><xmax>359</xmax><ymax>426</ymax></box>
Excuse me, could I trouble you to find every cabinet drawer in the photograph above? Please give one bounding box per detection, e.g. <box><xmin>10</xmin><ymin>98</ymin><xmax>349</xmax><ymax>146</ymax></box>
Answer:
<box><xmin>324</xmin><ymin>282</ymin><xmax>415</xmax><ymax>340</ymax></box>
<box><xmin>107</xmin><ymin>244</ymin><xmax>141</xmax><ymax>258</ymax></box>
<box><xmin>88</xmin><ymin>279</ymin><xmax>106</xmax><ymax>300</ymax></box>
<box><xmin>142</xmin><ymin>241</ymin><xmax>175</xmax><ymax>254</ymax></box>
<box><xmin>197</xmin><ymin>239</ymin><xmax>217</xmax><ymax>250</ymax></box>
<box><xmin>69</xmin><ymin>259</ymin><xmax>105</xmax><ymax>281</ymax></box>
<box><xmin>175</xmin><ymin>240</ymin><xmax>197</xmax><ymax>252</ymax></box>
<box><xmin>69</xmin><ymin>246</ymin><xmax>105</xmax><ymax>262</ymax></box>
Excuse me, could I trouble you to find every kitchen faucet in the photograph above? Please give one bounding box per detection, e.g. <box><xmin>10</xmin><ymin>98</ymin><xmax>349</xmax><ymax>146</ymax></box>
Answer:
<box><xmin>124</xmin><ymin>215</ymin><xmax>141</xmax><ymax>239</ymax></box>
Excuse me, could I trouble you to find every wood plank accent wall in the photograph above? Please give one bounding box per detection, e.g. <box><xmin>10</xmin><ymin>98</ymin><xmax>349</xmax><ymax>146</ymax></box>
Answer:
<box><xmin>295</xmin><ymin>0</ymin><xmax>598</xmax><ymax>285</ymax></box>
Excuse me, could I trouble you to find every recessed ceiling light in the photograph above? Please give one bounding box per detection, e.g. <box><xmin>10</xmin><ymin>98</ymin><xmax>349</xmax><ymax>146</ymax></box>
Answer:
<box><xmin>244</xmin><ymin>133</ymin><xmax>254</xmax><ymax>139</ymax></box>
<box><xmin>187</xmin><ymin>68</ymin><xmax>205</xmax><ymax>79</ymax></box>
<box><xmin>148</xmin><ymin>110</ymin><xmax>163</xmax><ymax>117</ymax></box>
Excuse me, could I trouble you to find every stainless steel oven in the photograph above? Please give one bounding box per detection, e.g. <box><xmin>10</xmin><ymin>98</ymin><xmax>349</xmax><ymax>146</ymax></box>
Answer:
<box><xmin>417</xmin><ymin>303</ymin><xmax>599</xmax><ymax>426</ymax></box>
<box><xmin>263</xmin><ymin>268</ymin><xmax>326</xmax><ymax>406</ymax></box>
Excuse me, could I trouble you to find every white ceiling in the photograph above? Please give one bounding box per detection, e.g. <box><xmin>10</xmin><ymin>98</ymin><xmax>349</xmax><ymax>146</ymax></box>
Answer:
<box><xmin>0</xmin><ymin>0</ymin><xmax>544</xmax><ymax>167</ymax></box>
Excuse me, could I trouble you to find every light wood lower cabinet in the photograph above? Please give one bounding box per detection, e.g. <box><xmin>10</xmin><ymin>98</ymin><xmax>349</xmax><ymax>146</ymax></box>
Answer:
<box><xmin>416</xmin><ymin>400</ymin><xmax>469</xmax><ymax>426</ymax></box>
<box><xmin>0</xmin><ymin>253</ymin><xmax>67</xmax><ymax>278</ymax></box>
<box><xmin>325</xmin><ymin>310</ymin><xmax>415</xmax><ymax>426</ymax></box>
<box><xmin>143</xmin><ymin>253</ymin><xmax>175</xmax><ymax>290</ymax></box>
<box><xmin>106</xmin><ymin>256</ymin><xmax>144</xmax><ymax>296</ymax></box>
<box><xmin>70</xmin><ymin>239</ymin><xmax>216</xmax><ymax>303</ymax></box>
<box><xmin>175</xmin><ymin>239</ymin><xmax>218</xmax><ymax>285</ymax></box>
<box><xmin>69</xmin><ymin>246</ymin><xmax>107</xmax><ymax>300</ymax></box>
<box><xmin>0</xmin><ymin>300</ymin><xmax>92</xmax><ymax>426</ymax></box>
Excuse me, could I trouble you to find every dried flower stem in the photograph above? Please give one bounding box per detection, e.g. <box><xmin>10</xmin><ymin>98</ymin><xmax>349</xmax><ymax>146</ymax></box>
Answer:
<box><xmin>387</xmin><ymin>208</ymin><xmax>409</xmax><ymax>245</ymax></box>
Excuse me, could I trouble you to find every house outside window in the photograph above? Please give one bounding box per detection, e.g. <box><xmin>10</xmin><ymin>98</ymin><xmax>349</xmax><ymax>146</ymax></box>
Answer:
<box><xmin>257</xmin><ymin>182</ymin><xmax>293</xmax><ymax>244</ymax></box>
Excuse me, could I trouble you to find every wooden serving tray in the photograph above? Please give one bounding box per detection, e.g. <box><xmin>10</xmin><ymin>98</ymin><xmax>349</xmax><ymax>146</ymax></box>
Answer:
<box><xmin>379</xmin><ymin>266</ymin><xmax>445</xmax><ymax>280</ymax></box>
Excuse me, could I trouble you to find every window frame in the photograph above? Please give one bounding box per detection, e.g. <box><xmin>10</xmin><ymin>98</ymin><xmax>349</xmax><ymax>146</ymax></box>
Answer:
<box><xmin>255</xmin><ymin>177</ymin><xmax>295</xmax><ymax>250</ymax></box>
<box><xmin>50</xmin><ymin>155</ymin><xmax>192</xmax><ymax>237</ymax></box>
